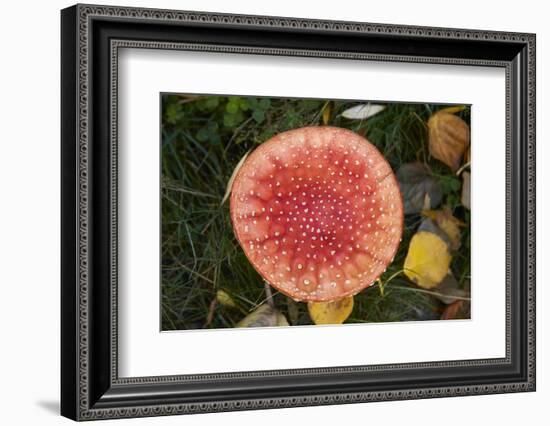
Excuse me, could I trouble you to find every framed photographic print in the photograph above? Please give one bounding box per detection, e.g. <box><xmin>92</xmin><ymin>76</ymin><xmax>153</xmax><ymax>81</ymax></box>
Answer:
<box><xmin>61</xmin><ymin>3</ymin><xmax>536</xmax><ymax>421</ymax></box>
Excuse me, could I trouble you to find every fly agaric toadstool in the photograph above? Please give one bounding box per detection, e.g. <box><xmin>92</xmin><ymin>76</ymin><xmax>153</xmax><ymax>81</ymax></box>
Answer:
<box><xmin>230</xmin><ymin>126</ymin><xmax>403</xmax><ymax>302</ymax></box>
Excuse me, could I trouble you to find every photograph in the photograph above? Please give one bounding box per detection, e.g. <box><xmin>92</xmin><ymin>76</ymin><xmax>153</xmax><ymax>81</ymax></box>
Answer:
<box><xmin>160</xmin><ymin>95</ymin><xmax>472</xmax><ymax>330</ymax></box>
<box><xmin>58</xmin><ymin>3</ymin><xmax>536</xmax><ymax>420</ymax></box>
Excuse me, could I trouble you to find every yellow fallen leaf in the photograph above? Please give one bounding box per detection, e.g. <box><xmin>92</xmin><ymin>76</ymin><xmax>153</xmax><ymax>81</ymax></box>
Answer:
<box><xmin>216</xmin><ymin>289</ymin><xmax>237</xmax><ymax>308</ymax></box>
<box><xmin>428</xmin><ymin>111</ymin><xmax>470</xmax><ymax>172</ymax></box>
<box><xmin>404</xmin><ymin>231</ymin><xmax>451</xmax><ymax>289</ymax></box>
<box><xmin>422</xmin><ymin>207</ymin><xmax>463</xmax><ymax>250</ymax></box>
<box><xmin>308</xmin><ymin>297</ymin><xmax>354</xmax><ymax>325</ymax></box>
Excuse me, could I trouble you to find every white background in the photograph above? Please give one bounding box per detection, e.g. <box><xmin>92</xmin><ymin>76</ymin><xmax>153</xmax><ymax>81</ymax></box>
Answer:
<box><xmin>0</xmin><ymin>0</ymin><xmax>547</xmax><ymax>425</ymax></box>
<box><xmin>119</xmin><ymin>49</ymin><xmax>506</xmax><ymax>376</ymax></box>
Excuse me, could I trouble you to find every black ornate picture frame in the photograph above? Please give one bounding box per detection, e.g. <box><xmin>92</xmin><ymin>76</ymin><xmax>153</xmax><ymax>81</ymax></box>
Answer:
<box><xmin>61</xmin><ymin>4</ymin><xmax>536</xmax><ymax>421</ymax></box>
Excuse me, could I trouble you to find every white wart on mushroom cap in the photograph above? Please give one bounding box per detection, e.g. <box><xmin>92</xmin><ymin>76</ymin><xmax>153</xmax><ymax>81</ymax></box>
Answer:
<box><xmin>230</xmin><ymin>126</ymin><xmax>403</xmax><ymax>302</ymax></box>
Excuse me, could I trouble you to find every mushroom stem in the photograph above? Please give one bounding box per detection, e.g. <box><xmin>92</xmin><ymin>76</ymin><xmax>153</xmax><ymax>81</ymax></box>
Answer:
<box><xmin>264</xmin><ymin>281</ymin><xmax>275</xmax><ymax>308</ymax></box>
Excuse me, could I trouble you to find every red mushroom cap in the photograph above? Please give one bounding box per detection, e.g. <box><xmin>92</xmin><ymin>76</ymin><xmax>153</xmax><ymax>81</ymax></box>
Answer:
<box><xmin>230</xmin><ymin>126</ymin><xmax>403</xmax><ymax>302</ymax></box>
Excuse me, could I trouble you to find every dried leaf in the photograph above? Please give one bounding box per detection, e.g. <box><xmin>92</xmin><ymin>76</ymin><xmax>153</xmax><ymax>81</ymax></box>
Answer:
<box><xmin>341</xmin><ymin>103</ymin><xmax>385</xmax><ymax>120</ymax></box>
<box><xmin>221</xmin><ymin>149</ymin><xmax>251</xmax><ymax>205</ymax></box>
<box><xmin>216</xmin><ymin>290</ymin><xmax>237</xmax><ymax>308</ymax></box>
<box><xmin>404</xmin><ymin>231</ymin><xmax>451</xmax><ymax>289</ymax></box>
<box><xmin>441</xmin><ymin>300</ymin><xmax>464</xmax><ymax>320</ymax></box>
<box><xmin>322</xmin><ymin>102</ymin><xmax>332</xmax><ymax>125</ymax></box>
<box><xmin>423</xmin><ymin>207</ymin><xmax>463</xmax><ymax>250</ymax></box>
<box><xmin>434</xmin><ymin>274</ymin><xmax>468</xmax><ymax>304</ymax></box>
<box><xmin>236</xmin><ymin>304</ymin><xmax>289</xmax><ymax>328</ymax></box>
<box><xmin>397</xmin><ymin>163</ymin><xmax>443</xmax><ymax>214</ymax></box>
<box><xmin>308</xmin><ymin>297</ymin><xmax>354</xmax><ymax>325</ymax></box>
<box><xmin>428</xmin><ymin>111</ymin><xmax>470</xmax><ymax>171</ymax></box>
<box><xmin>461</xmin><ymin>171</ymin><xmax>470</xmax><ymax>210</ymax></box>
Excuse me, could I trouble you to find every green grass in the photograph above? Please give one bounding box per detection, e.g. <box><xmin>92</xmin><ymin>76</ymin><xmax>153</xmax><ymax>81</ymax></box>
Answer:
<box><xmin>161</xmin><ymin>95</ymin><xmax>471</xmax><ymax>330</ymax></box>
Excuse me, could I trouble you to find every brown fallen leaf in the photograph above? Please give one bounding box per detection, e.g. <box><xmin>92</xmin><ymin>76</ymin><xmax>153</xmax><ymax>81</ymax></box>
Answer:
<box><xmin>428</xmin><ymin>111</ymin><xmax>470</xmax><ymax>171</ymax></box>
<box><xmin>308</xmin><ymin>297</ymin><xmax>354</xmax><ymax>325</ymax></box>
<box><xmin>461</xmin><ymin>171</ymin><xmax>471</xmax><ymax>210</ymax></box>
<box><xmin>397</xmin><ymin>163</ymin><xmax>443</xmax><ymax>214</ymax></box>
<box><xmin>441</xmin><ymin>300</ymin><xmax>464</xmax><ymax>320</ymax></box>
<box><xmin>437</xmin><ymin>105</ymin><xmax>467</xmax><ymax>115</ymax></box>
